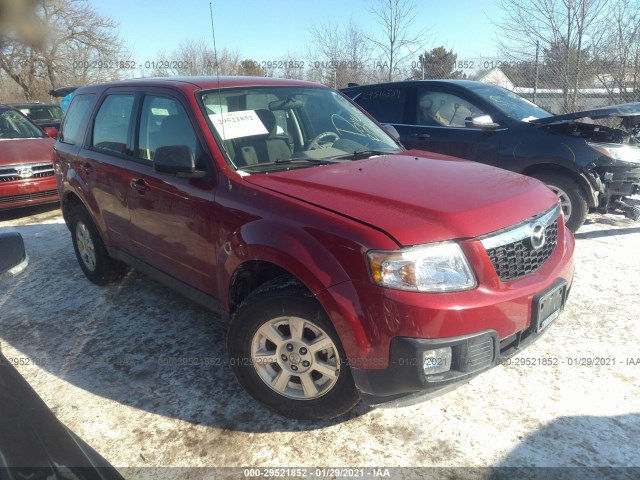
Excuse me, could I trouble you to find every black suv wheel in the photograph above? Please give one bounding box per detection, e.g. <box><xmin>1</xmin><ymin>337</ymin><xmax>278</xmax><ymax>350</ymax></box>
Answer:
<box><xmin>533</xmin><ymin>172</ymin><xmax>588</xmax><ymax>232</ymax></box>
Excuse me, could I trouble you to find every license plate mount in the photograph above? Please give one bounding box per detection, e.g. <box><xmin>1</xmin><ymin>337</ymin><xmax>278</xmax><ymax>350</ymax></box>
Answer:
<box><xmin>533</xmin><ymin>281</ymin><xmax>567</xmax><ymax>333</ymax></box>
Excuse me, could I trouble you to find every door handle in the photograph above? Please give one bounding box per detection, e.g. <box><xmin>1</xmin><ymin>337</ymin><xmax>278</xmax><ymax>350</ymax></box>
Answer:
<box><xmin>411</xmin><ymin>133</ymin><xmax>431</xmax><ymax>139</ymax></box>
<box><xmin>130</xmin><ymin>178</ymin><xmax>150</xmax><ymax>193</ymax></box>
<box><xmin>80</xmin><ymin>162</ymin><xmax>93</xmax><ymax>173</ymax></box>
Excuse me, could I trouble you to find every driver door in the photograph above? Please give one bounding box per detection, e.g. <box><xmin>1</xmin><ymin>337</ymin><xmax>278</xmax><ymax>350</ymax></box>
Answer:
<box><xmin>396</xmin><ymin>87</ymin><xmax>502</xmax><ymax>166</ymax></box>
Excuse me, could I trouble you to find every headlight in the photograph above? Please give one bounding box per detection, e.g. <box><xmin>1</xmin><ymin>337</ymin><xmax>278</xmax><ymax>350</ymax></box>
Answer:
<box><xmin>588</xmin><ymin>142</ymin><xmax>640</xmax><ymax>163</ymax></box>
<box><xmin>367</xmin><ymin>242</ymin><xmax>477</xmax><ymax>292</ymax></box>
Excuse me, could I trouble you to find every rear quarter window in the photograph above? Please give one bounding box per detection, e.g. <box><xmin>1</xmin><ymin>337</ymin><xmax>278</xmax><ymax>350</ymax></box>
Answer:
<box><xmin>59</xmin><ymin>94</ymin><xmax>95</xmax><ymax>145</ymax></box>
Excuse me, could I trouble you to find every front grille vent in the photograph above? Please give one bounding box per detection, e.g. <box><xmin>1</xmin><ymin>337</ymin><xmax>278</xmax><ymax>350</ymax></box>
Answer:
<box><xmin>480</xmin><ymin>205</ymin><xmax>561</xmax><ymax>282</ymax></box>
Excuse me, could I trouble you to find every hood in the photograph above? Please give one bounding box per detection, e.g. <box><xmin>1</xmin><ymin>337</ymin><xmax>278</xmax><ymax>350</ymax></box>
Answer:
<box><xmin>531</xmin><ymin>102</ymin><xmax>640</xmax><ymax>126</ymax></box>
<box><xmin>0</xmin><ymin>137</ymin><xmax>55</xmax><ymax>166</ymax></box>
<box><xmin>244</xmin><ymin>151</ymin><xmax>558</xmax><ymax>246</ymax></box>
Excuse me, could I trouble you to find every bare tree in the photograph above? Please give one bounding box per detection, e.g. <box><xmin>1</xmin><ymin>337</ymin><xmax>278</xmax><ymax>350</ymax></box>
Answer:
<box><xmin>592</xmin><ymin>0</ymin><xmax>640</xmax><ymax>103</ymax></box>
<box><xmin>140</xmin><ymin>40</ymin><xmax>242</xmax><ymax>78</ymax></box>
<box><xmin>308</xmin><ymin>20</ymin><xmax>374</xmax><ymax>88</ymax></box>
<box><xmin>276</xmin><ymin>51</ymin><xmax>306</xmax><ymax>80</ymax></box>
<box><xmin>492</xmin><ymin>0</ymin><xmax>608</xmax><ymax>112</ymax></box>
<box><xmin>368</xmin><ymin>0</ymin><xmax>428</xmax><ymax>81</ymax></box>
<box><xmin>1</xmin><ymin>0</ymin><xmax>128</xmax><ymax>101</ymax></box>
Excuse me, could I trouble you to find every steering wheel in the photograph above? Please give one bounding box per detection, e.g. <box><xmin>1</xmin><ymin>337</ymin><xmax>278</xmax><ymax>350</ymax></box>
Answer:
<box><xmin>308</xmin><ymin>131</ymin><xmax>340</xmax><ymax>150</ymax></box>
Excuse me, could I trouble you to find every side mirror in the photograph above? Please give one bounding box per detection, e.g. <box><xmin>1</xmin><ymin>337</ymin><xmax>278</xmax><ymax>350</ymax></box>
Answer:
<box><xmin>383</xmin><ymin>124</ymin><xmax>401</xmax><ymax>141</ymax></box>
<box><xmin>44</xmin><ymin>126</ymin><xmax>58</xmax><ymax>139</ymax></box>
<box><xmin>0</xmin><ymin>232</ymin><xmax>28</xmax><ymax>280</ymax></box>
<box><xmin>465</xmin><ymin>115</ymin><xmax>501</xmax><ymax>130</ymax></box>
<box><xmin>153</xmin><ymin>145</ymin><xmax>206</xmax><ymax>179</ymax></box>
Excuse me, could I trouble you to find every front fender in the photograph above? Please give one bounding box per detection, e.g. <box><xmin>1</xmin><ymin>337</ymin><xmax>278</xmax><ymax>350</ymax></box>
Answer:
<box><xmin>219</xmin><ymin>218</ymin><xmax>374</xmax><ymax>361</ymax></box>
<box><xmin>219</xmin><ymin>218</ymin><xmax>354</xmax><ymax>300</ymax></box>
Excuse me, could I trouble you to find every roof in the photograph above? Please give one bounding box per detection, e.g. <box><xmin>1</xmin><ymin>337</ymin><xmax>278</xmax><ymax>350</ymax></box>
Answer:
<box><xmin>74</xmin><ymin>76</ymin><xmax>325</xmax><ymax>95</ymax></box>
<box><xmin>340</xmin><ymin>79</ymin><xmax>488</xmax><ymax>92</ymax></box>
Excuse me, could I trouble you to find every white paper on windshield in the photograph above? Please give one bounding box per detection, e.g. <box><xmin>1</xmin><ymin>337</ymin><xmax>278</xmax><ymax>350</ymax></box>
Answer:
<box><xmin>209</xmin><ymin>110</ymin><xmax>267</xmax><ymax>140</ymax></box>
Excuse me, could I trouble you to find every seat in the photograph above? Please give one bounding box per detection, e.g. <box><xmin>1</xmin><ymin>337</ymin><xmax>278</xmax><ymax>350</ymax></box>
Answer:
<box><xmin>236</xmin><ymin>109</ymin><xmax>291</xmax><ymax>166</ymax></box>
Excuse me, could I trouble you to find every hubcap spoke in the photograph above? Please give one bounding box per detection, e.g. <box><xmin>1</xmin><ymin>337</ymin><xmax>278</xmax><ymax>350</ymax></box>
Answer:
<box><xmin>314</xmin><ymin>359</ymin><xmax>338</xmax><ymax>378</ymax></box>
<box><xmin>308</xmin><ymin>334</ymin><xmax>334</xmax><ymax>354</ymax></box>
<box><xmin>288</xmin><ymin>317</ymin><xmax>305</xmax><ymax>341</ymax></box>
<box><xmin>272</xmin><ymin>371</ymin><xmax>291</xmax><ymax>393</ymax></box>
<box><xmin>253</xmin><ymin>351</ymin><xmax>279</xmax><ymax>365</ymax></box>
<box><xmin>299</xmin><ymin>372</ymin><xmax>319</xmax><ymax>397</ymax></box>
<box><xmin>257</xmin><ymin>323</ymin><xmax>285</xmax><ymax>346</ymax></box>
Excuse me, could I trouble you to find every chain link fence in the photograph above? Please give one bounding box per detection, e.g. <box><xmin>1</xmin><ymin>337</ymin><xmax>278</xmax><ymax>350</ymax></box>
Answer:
<box><xmin>408</xmin><ymin>53</ymin><xmax>640</xmax><ymax>115</ymax></box>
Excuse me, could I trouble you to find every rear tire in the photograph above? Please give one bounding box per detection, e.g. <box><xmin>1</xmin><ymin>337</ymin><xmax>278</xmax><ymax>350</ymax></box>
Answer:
<box><xmin>227</xmin><ymin>277</ymin><xmax>360</xmax><ymax>420</ymax></box>
<box><xmin>532</xmin><ymin>171</ymin><xmax>588</xmax><ymax>232</ymax></box>
<box><xmin>68</xmin><ymin>205</ymin><xmax>128</xmax><ymax>285</ymax></box>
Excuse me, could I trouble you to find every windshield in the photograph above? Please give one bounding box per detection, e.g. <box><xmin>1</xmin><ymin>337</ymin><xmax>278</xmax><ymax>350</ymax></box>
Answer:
<box><xmin>468</xmin><ymin>84</ymin><xmax>552</xmax><ymax>122</ymax></box>
<box><xmin>16</xmin><ymin>105</ymin><xmax>64</xmax><ymax>123</ymax></box>
<box><xmin>199</xmin><ymin>86</ymin><xmax>403</xmax><ymax>172</ymax></box>
<box><xmin>0</xmin><ymin>108</ymin><xmax>45</xmax><ymax>139</ymax></box>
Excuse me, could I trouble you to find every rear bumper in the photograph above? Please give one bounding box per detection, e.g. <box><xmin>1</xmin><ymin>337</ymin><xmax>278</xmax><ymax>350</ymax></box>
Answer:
<box><xmin>354</xmin><ymin>279</ymin><xmax>570</xmax><ymax>405</ymax></box>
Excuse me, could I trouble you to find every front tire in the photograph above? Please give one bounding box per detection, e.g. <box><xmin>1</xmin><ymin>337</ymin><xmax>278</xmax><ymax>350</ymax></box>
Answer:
<box><xmin>532</xmin><ymin>171</ymin><xmax>588</xmax><ymax>232</ymax></box>
<box><xmin>227</xmin><ymin>278</ymin><xmax>360</xmax><ymax>420</ymax></box>
<box><xmin>68</xmin><ymin>205</ymin><xmax>128</xmax><ymax>285</ymax></box>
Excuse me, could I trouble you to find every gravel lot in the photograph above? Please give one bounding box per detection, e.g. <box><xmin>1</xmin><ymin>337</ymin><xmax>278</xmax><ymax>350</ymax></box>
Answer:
<box><xmin>1</xmin><ymin>201</ymin><xmax>639</xmax><ymax>480</ymax></box>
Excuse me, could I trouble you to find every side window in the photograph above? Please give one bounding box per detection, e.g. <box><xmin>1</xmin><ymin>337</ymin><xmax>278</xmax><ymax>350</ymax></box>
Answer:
<box><xmin>354</xmin><ymin>88</ymin><xmax>406</xmax><ymax>123</ymax></box>
<box><xmin>417</xmin><ymin>89</ymin><xmax>485</xmax><ymax>127</ymax></box>
<box><xmin>59</xmin><ymin>94</ymin><xmax>94</xmax><ymax>145</ymax></box>
<box><xmin>92</xmin><ymin>94</ymin><xmax>135</xmax><ymax>155</ymax></box>
<box><xmin>137</xmin><ymin>95</ymin><xmax>197</xmax><ymax>163</ymax></box>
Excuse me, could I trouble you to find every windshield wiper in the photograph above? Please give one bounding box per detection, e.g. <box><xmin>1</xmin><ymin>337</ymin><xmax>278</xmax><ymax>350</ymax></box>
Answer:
<box><xmin>238</xmin><ymin>157</ymin><xmax>343</xmax><ymax>172</ymax></box>
<box><xmin>330</xmin><ymin>149</ymin><xmax>395</xmax><ymax>160</ymax></box>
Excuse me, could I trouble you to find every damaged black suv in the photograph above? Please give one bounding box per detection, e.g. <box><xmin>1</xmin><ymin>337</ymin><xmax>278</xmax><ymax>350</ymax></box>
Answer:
<box><xmin>342</xmin><ymin>80</ymin><xmax>640</xmax><ymax>231</ymax></box>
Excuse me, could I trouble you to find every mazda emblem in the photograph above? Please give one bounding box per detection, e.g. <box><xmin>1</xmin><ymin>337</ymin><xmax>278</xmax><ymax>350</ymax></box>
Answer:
<box><xmin>530</xmin><ymin>222</ymin><xmax>546</xmax><ymax>250</ymax></box>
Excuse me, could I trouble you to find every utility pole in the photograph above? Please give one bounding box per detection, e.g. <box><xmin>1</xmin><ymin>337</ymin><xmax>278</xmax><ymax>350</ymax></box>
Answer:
<box><xmin>534</xmin><ymin>40</ymin><xmax>540</xmax><ymax>103</ymax></box>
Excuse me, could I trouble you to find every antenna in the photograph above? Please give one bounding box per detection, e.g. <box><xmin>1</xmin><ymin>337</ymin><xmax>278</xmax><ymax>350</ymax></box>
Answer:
<box><xmin>209</xmin><ymin>2</ymin><xmax>221</xmax><ymax>81</ymax></box>
<box><xmin>209</xmin><ymin>2</ymin><xmax>235</xmax><ymax>186</ymax></box>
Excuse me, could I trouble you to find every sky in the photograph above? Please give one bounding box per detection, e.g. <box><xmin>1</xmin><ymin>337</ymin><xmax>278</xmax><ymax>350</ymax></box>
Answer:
<box><xmin>90</xmin><ymin>0</ymin><xmax>504</xmax><ymax>71</ymax></box>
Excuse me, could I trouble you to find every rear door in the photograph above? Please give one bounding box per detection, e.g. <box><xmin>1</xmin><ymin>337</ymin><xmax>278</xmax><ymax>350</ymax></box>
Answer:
<box><xmin>79</xmin><ymin>91</ymin><xmax>138</xmax><ymax>249</ymax></box>
<box><xmin>54</xmin><ymin>90</ymin><xmax>137</xmax><ymax>249</ymax></box>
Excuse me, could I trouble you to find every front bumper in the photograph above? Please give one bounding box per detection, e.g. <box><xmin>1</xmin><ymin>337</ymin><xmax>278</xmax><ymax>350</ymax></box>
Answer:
<box><xmin>353</xmin><ymin>279</ymin><xmax>570</xmax><ymax>405</ymax></box>
<box><xmin>0</xmin><ymin>176</ymin><xmax>58</xmax><ymax>210</ymax></box>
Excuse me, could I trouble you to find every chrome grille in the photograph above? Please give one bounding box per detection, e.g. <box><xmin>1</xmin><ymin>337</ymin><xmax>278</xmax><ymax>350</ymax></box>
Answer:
<box><xmin>480</xmin><ymin>205</ymin><xmax>561</xmax><ymax>282</ymax></box>
<box><xmin>0</xmin><ymin>162</ymin><xmax>55</xmax><ymax>182</ymax></box>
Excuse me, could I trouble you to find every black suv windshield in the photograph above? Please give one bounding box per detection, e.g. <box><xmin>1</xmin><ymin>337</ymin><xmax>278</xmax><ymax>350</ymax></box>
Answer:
<box><xmin>468</xmin><ymin>83</ymin><xmax>552</xmax><ymax>122</ymax></box>
<box><xmin>199</xmin><ymin>86</ymin><xmax>403</xmax><ymax>171</ymax></box>
<box><xmin>0</xmin><ymin>108</ymin><xmax>45</xmax><ymax>139</ymax></box>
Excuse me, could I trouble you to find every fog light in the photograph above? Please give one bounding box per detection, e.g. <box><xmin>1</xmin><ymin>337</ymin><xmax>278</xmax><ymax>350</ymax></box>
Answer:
<box><xmin>423</xmin><ymin>347</ymin><xmax>452</xmax><ymax>375</ymax></box>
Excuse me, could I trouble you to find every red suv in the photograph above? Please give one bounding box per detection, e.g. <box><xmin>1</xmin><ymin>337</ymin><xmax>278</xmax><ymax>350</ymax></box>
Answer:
<box><xmin>0</xmin><ymin>105</ymin><xmax>58</xmax><ymax>210</ymax></box>
<box><xmin>53</xmin><ymin>77</ymin><xmax>575</xmax><ymax>420</ymax></box>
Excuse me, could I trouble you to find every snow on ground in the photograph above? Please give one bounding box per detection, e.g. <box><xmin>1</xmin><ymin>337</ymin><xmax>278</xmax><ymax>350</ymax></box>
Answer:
<box><xmin>1</xmin><ymin>202</ymin><xmax>639</xmax><ymax>479</ymax></box>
